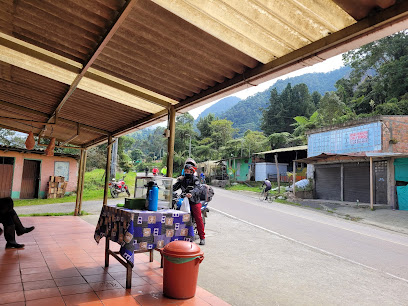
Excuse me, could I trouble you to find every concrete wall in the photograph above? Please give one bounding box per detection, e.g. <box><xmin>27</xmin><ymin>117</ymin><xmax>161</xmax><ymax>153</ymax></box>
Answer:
<box><xmin>0</xmin><ymin>151</ymin><xmax>78</xmax><ymax>199</ymax></box>
<box><xmin>308</xmin><ymin>122</ymin><xmax>382</xmax><ymax>157</ymax></box>
<box><xmin>255</xmin><ymin>162</ymin><xmax>288</xmax><ymax>182</ymax></box>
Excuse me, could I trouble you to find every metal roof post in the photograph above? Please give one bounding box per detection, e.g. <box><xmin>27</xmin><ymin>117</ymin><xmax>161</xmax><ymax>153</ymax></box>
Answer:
<box><xmin>103</xmin><ymin>136</ymin><xmax>113</xmax><ymax>206</ymax></box>
<box><xmin>166</xmin><ymin>106</ymin><xmax>176</xmax><ymax>178</ymax></box>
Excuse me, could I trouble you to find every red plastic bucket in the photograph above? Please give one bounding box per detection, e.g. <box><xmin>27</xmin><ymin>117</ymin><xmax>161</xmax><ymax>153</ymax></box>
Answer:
<box><xmin>160</xmin><ymin>240</ymin><xmax>204</xmax><ymax>299</ymax></box>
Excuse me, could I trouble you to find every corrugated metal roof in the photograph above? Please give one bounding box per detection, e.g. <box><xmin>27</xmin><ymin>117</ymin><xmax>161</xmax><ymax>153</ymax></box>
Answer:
<box><xmin>0</xmin><ymin>0</ymin><xmax>406</xmax><ymax>148</ymax></box>
<box><xmin>255</xmin><ymin>145</ymin><xmax>308</xmax><ymax>155</ymax></box>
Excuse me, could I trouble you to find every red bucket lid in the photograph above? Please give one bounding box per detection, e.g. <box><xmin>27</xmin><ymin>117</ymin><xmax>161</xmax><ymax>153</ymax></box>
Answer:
<box><xmin>162</xmin><ymin>240</ymin><xmax>203</xmax><ymax>258</ymax></box>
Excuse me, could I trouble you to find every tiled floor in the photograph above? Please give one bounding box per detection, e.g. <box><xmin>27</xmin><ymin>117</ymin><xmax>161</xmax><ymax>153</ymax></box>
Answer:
<box><xmin>0</xmin><ymin>216</ymin><xmax>229</xmax><ymax>306</ymax></box>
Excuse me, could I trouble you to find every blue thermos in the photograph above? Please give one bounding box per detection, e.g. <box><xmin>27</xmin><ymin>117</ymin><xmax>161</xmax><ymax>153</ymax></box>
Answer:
<box><xmin>148</xmin><ymin>183</ymin><xmax>159</xmax><ymax>211</ymax></box>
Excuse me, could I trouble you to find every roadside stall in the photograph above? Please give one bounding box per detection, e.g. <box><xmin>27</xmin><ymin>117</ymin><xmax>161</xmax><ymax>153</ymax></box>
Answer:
<box><xmin>94</xmin><ymin>175</ymin><xmax>194</xmax><ymax>289</ymax></box>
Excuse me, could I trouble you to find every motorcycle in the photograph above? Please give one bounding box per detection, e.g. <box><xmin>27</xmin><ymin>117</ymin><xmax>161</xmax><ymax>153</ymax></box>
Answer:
<box><xmin>172</xmin><ymin>188</ymin><xmax>209</xmax><ymax>241</ymax></box>
<box><xmin>109</xmin><ymin>175</ymin><xmax>131</xmax><ymax>198</ymax></box>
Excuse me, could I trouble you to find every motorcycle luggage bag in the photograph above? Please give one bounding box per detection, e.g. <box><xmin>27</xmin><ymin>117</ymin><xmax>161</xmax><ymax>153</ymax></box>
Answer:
<box><xmin>199</xmin><ymin>184</ymin><xmax>214</xmax><ymax>202</ymax></box>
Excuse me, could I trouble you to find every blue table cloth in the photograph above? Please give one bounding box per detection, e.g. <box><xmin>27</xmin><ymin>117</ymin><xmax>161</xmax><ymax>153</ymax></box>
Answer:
<box><xmin>94</xmin><ymin>205</ymin><xmax>194</xmax><ymax>266</ymax></box>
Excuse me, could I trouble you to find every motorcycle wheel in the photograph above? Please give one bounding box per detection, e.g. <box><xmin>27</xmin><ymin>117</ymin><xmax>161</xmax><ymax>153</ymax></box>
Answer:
<box><xmin>110</xmin><ymin>188</ymin><xmax>118</xmax><ymax>198</ymax></box>
<box><xmin>126</xmin><ymin>189</ymin><xmax>131</xmax><ymax>196</ymax></box>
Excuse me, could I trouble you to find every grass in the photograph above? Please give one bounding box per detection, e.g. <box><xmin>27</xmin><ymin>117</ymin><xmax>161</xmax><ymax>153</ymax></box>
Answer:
<box><xmin>19</xmin><ymin>211</ymin><xmax>89</xmax><ymax>217</ymax></box>
<box><xmin>226</xmin><ymin>182</ymin><xmax>288</xmax><ymax>194</ymax></box>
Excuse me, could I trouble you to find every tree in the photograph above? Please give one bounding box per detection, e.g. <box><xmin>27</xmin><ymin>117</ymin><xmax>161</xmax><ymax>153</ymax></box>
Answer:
<box><xmin>130</xmin><ymin>149</ymin><xmax>144</xmax><ymax>164</ymax></box>
<box><xmin>0</xmin><ymin>128</ymin><xmax>25</xmax><ymax>147</ymax></box>
<box><xmin>318</xmin><ymin>92</ymin><xmax>348</xmax><ymax>124</ymax></box>
<box><xmin>196</xmin><ymin>113</ymin><xmax>215</xmax><ymax>139</ymax></box>
<box><xmin>243</xmin><ymin>131</ymin><xmax>269</xmax><ymax>156</ymax></box>
<box><xmin>174</xmin><ymin>113</ymin><xmax>195</xmax><ymax>154</ymax></box>
<box><xmin>261</xmin><ymin>83</ymin><xmax>315</xmax><ymax>135</ymax></box>
<box><xmin>210</xmin><ymin>119</ymin><xmax>236</xmax><ymax>149</ymax></box>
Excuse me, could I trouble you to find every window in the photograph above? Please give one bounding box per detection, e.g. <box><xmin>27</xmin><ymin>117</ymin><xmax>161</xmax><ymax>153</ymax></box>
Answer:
<box><xmin>54</xmin><ymin>161</ymin><xmax>69</xmax><ymax>181</ymax></box>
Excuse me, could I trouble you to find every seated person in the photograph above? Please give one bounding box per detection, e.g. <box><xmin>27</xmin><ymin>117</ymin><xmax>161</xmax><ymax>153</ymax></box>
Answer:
<box><xmin>0</xmin><ymin>197</ymin><xmax>35</xmax><ymax>249</ymax></box>
<box><xmin>173</xmin><ymin>164</ymin><xmax>206</xmax><ymax>245</ymax></box>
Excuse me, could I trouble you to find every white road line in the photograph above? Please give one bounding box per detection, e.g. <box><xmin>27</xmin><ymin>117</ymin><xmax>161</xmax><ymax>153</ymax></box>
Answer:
<box><xmin>216</xmin><ymin>191</ymin><xmax>408</xmax><ymax>248</ymax></box>
<box><xmin>211</xmin><ymin>207</ymin><xmax>408</xmax><ymax>284</ymax></box>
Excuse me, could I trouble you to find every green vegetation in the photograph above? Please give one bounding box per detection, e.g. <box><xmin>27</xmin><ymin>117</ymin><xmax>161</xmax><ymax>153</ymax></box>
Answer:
<box><xmin>226</xmin><ymin>182</ymin><xmax>287</xmax><ymax>194</ymax></box>
<box><xmin>19</xmin><ymin>211</ymin><xmax>89</xmax><ymax>217</ymax></box>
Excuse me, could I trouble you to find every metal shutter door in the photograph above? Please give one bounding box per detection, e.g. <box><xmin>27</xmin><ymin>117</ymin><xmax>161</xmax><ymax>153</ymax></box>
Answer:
<box><xmin>344</xmin><ymin>163</ymin><xmax>370</xmax><ymax>203</ymax></box>
<box><xmin>315</xmin><ymin>165</ymin><xmax>341</xmax><ymax>201</ymax></box>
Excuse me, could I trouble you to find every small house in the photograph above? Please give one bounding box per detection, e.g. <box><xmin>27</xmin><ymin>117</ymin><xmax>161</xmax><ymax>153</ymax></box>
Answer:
<box><xmin>0</xmin><ymin>146</ymin><xmax>79</xmax><ymax>199</ymax></box>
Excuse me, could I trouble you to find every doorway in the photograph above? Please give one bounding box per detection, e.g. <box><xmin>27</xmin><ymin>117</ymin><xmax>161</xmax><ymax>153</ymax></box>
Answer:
<box><xmin>21</xmin><ymin>159</ymin><xmax>41</xmax><ymax>199</ymax></box>
<box><xmin>0</xmin><ymin>157</ymin><xmax>14</xmax><ymax>198</ymax></box>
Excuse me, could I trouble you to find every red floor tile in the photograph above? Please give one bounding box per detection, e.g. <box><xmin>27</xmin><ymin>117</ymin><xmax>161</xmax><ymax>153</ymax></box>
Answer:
<box><xmin>62</xmin><ymin>292</ymin><xmax>103</xmax><ymax>306</ymax></box>
<box><xmin>23</xmin><ymin>279</ymin><xmax>57</xmax><ymax>291</ymax></box>
<box><xmin>51</xmin><ymin>268</ymin><xmax>81</xmax><ymax>279</ymax></box>
<box><xmin>96</xmin><ymin>290</ymin><xmax>140</xmax><ymax>306</ymax></box>
<box><xmin>117</xmin><ymin>277</ymin><xmax>149</xmax><ymax>288</ymax></box>
<box><xmin>58</xmin><ymin>283</ymin><xmax>94</xmax><ymax>296</ymax></box>
<box><xmin>133</xmin><ymin>292</ymin><xmax>178</xmax><ymax>305</ymax></box>
<box><xmin>0</xmin><ymin>283</ymin><xmax>23</xmax><ymax>294</ymax></box>
<box><xmin>25</xmin><ymin>296</ymin><xmax>66</xmax><ymax>306</ymax></box>
<box><xmin>24</xmin><ymin>287</ymin><xmax>61</xmax><ymax>301</ymax></box>
<box><xmin>175</xmin><ymin>297</ymin><xmax>212</xmax><ymax>305</ymax></box>
<box><xmin>0</xmin><ymin>291</ymin><xmax>25</xmax><ymax>305</ymax></box>
<box><xmin>83</xmin><ymin>273</ymin><xmax>114</xmax><ymax>283</ymax></box>
<box><xmin>21</xmin><ymin>271</ymin><xmax>53</xmax><ymax>282</ymax></box>
<box><xmin>77</xmin><ymin>266</ymin><xmax>106</xmax><ymax>276</ymax></box>
<box><xmin>0</xmin><ymin>275</ymin><xmax>21</xmax><ymax>285</ymax></box>
<box><xmin>21</xmin><ymin>266</ymin><xmax>50</xmax><ymax>275</ymax></box>
<box><xmin>88</xmin><ymin>280</ymin><xmax>123</xmax><ymax>291</ymax></box>
<box><xmin>0</xmin><ymin>302</ymin><xmax>25</xmax><ymax>306</ymax></box>
<box><xmin>127</xmin><ymin>284</ymin><xmax>161</xmax><ymax>297</ymax></box>
<box><xmin>54</xmin><ymin>276</ymin><xmax>87</xmax><ymax>287</ymax></box>
<box><xmin>0</xmin><ymin>216</ymin><xmax>228</xmax><ymax>306</ymax></box>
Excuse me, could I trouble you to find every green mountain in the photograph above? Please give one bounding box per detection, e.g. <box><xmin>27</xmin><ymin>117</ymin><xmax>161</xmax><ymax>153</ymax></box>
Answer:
<box><xmin>220</xmin><ymin>66</ymin><xmax>352</xmax><ymax>135</ymax></box>
<box><xmin>195</xmin><ymin>96</ymin><xmax>241</xmax><ymax>122</ymax></box>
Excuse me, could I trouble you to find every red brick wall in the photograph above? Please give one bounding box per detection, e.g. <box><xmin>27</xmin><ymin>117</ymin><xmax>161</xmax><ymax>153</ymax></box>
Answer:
<box><xmin>382</xmin><ymin>117</ymin><xmax>408</xmax><ymax>153</ymax></box>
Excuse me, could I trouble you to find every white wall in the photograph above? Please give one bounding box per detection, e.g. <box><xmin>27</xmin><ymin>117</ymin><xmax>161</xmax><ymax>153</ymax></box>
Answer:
<box><xmin>255</xmin><ymin>162</ymin><xmax>288</xmax><ymax>181</ymax></box>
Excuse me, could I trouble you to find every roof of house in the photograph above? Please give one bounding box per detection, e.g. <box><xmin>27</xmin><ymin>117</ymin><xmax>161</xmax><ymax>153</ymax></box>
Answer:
<box><xmin>0</xmin><ymin>145</ymin><xmax>80</xmax><ymax>160</ymax></box>
<box><xmin>255</xmin><ymin>145</ymin><xmax>308</xmax><ymax>155</ymax></box>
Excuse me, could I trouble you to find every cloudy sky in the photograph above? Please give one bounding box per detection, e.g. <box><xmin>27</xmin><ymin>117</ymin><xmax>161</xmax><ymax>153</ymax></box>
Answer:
<box><xmin>189</xmin><ymin>54</ymin><xmax>344</xmax><ymax>119</ymax></box>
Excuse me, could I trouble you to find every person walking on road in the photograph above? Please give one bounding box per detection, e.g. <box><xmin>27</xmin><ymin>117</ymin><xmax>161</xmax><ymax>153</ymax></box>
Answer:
<box><xmin>262</xmin><ymin>178</ymin><xmax>272</xmax><ymax>200</ymax></box>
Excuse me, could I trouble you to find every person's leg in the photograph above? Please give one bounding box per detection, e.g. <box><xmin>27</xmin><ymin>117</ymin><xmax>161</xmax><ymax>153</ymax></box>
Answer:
<box><xmin>1</xmin><ymin>214</ymin><xmax>24</xmax><ymax>249</ymax></box>
<box><xmin>11</xmin><ymin>209</ymin><xmax>35</xmax><ymax>236</ymax></box>
<box><xmin>190</xmin><ymin>203</ymin><xmax>205</xmax><ymax>244</ymax></box>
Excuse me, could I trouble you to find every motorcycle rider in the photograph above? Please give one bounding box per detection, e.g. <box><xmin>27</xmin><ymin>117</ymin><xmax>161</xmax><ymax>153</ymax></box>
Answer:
<box><xmin>173</xmin><ymin>162</ymin><xmax>206</xmax><ymax>245</ymax></box>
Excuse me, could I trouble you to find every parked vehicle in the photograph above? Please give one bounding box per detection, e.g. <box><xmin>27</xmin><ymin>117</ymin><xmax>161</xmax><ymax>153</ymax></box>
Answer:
<box><xmin>109</xmin><ymin>175</ymin><xmax>130</xmax><ymax>198</ymax></box>
<box><xmin>172</xmin><ymin>189</ymin><xmax>209</xmax><ymax>241</ymax></box>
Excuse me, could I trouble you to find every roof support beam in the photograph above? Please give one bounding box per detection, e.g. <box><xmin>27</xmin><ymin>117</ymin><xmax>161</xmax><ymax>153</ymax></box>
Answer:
<box><xmin>175</xmin><ymin>0</ymin><xmax>408</xmax><ymax>113</ymax></box>
<box><xmin>49</xmin><ymin>0</ymin><xmax>140</xmax><ymax>122</ymax></box>
<box><xmin>0</xmin><ymin>34</ymin><xmax>173</xmax><ymax>114</ymax></box>
<box><xmin>0</xmin><ymin>100</ymin><xmax>110</xmax><ymax>135</ymax></box>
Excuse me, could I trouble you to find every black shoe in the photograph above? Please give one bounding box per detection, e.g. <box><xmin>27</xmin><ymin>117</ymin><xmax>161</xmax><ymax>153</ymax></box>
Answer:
<box><xmin>17</xmin><ymin>226</ymin><xmax>35</xmax><ymax>236</ymax></box>
<box><xmin>6</xmin><ymin>242</ymin><xmax>25</xmax><ymax>249</ymax></box>
<box><xmin>199</xmin><ymin>239</ymin><xmax>205</xmax><ymax>245</ymax></box>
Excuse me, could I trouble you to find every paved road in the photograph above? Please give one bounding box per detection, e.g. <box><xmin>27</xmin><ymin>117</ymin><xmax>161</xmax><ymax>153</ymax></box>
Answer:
<box><xmin>186</xmin><ymin>187</ymin><xmax>408</xmax><ymax>305</ymax></box>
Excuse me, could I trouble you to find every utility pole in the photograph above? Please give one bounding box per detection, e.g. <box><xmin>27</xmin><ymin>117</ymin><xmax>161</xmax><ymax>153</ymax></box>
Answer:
<box><xmin>110</xmin><ymin>137</ymin><xmax>118</xmax><ymax>180</ymax></box>
<box><xmin>188</xmin><ymin>134</ymin><xmax>192</xmax><ymax>157</ymax></box>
